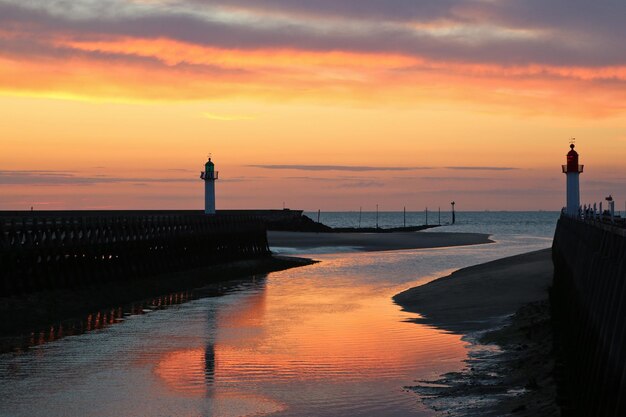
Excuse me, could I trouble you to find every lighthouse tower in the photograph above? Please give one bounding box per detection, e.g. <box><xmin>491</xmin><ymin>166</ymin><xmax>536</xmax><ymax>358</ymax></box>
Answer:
<box><xmin>200</xmin><ymin>157</ymin><xmax>218</xmax><ymax>215</ymax></box>
<box><xmin>562</xmin><ymin>144</ymin><xmax>583</xmax><ymax>217</ymax></box>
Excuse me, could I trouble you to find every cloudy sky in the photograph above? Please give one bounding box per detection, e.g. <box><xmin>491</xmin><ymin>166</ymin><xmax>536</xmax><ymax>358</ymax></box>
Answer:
<box><xmin>1</xmin><ymin>0</ymin><xmax>625</xmax><ymax>210</ymax></box>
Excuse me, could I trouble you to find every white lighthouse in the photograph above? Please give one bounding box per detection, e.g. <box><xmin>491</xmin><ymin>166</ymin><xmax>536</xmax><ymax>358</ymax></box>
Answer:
<box><xmin>562</xmin><ymin>144</ymin><xmax>583</xmax><ymax>217</ymax></box>
<box><xmin>200</xmin><ymin>157</ymin><xmax>218</xmax><ymax>215</ymax></box>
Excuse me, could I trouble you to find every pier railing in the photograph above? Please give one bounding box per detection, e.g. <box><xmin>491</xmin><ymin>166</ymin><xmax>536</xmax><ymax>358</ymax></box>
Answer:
<box><xmin>0</xmin><ymin>211</ymin><xmax>270</xmax><ymax>296</ymax></box>
<box><xmin>563</xmin><ymin>206</ymin><xmax>626</xmax><ymax>228</ymax></box>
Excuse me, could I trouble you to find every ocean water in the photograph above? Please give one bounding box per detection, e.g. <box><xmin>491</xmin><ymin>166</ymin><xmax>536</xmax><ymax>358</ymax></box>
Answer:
<box><xmin>305</xmin><ymin>210</ymin><xmax>559</xmax><ymax>239</ymax></box>
<box><xmin>0</xmin><ymin>212</ymin><xmax>556</xmax><ymax>417</ymax></box>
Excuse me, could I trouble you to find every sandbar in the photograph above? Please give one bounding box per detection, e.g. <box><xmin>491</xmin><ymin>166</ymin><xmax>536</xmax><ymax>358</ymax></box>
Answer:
<box><xmin>268</xmin><ymin>231</ymin><xmax>492</xmax><ymax>253</ymax></box>
<box><xmin>394</xmin><ymin>248</ymin><xmax>553</xmax><ymax>332</ymax></box>
<box><xmin>394</xmin><ymin>248</ymin><xmax>558</xmax><ymax>416</ymax></box>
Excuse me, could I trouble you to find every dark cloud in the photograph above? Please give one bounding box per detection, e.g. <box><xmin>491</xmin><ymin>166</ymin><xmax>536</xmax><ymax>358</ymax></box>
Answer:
<box><xmin>1</xmin><ymin>1</ymin><xmax>626</xmax><ymax>67</ymax></box>
<box><xmin>584</xmin><ymin>179</ymin><xmax>626</xmax><ymax>188</ymax></box>
<box><xmin>199</xmin><ymin>0</ymin><xmax>456</xmax><ymax>22</ymax></box>
<box><xmin>426</xmin><ymin>187</ymin><xmax>560</xmax><ymax>196</ymax></box>
<box><xmin>464</xmin><ymin>0</ymin><xmax>626</xmax><ymax>40</ymax></box>
<box><xmin>334</xmin><ymin>180</ymin><xmax>385</xmax><ymax>188</ymax></box>
<box><xmin>250</xmin><ymin>164</ymin><xmax>429</xmax><ymax>172</ymax></box>
<box><xmin>219</xmin><ymin>177</ymin><xmax>254</xmax><ymax>183</ymax></box>
<box><xmin>138</xmin><ymin>194</ymin><xmax>197</xmax><ymax>201</ymax></box>
<box><xmin>0</xmin><ymin>31</ymin><xmax>250</xmax><ymax>78</ymax></box>
<box><xmin>445</xmin><ymin>166</ymin><xmax>519</xmax><ymax>171</ymax></box>
<box><xmin>0</xmin><ymin>170</ymin><xmax>193</xmax><ymax>186</ymax></box>
<box><xmin>282</xmin><ymin>175</ymin><xmax>385</xmax><ymax>188</ymax></box>
<box><xmin>207</xmin><ymin>0</ymin><xmax>626</xmax><ymax>42</ymax></box>
<box><xmin>419</xmin><ymin>176</ymin><xmax>502</xmax><ymax>182</ymax></box>
<box><xmin>284</xmin><ymin>176</ymin><xmax>337</xmax><ymax>181</ymax></box>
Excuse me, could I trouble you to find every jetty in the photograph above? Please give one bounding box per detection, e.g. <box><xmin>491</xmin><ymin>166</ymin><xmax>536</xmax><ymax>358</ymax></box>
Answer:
<box><xmin>0</xmin><ymin>210</ymin><xmax>303</xmax><ymax>297</ymax></box>
<box><xmin>552</xmin><ymin>214</ymin><xmax>626</xmax><ymax>416</ymax></box>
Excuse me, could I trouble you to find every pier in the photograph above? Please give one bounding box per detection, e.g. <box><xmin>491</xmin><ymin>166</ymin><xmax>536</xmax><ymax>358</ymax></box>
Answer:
<box><xmin>552</xmin><ymin>214</ymin><xmax>626</xmax><ymax>416</ymax></box>
<box><xmin>0</xmin><ymin>210</ymin><xmax>274</xmax><ymax>297</ymax></box>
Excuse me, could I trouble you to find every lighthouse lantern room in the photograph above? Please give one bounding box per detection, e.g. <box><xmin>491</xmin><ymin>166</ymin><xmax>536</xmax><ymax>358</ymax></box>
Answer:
<box><xmin>200</xmin><ymin>157</ymin><xmax>218</xmax><ymax>215</ymax></box>
<box><xmin>562</xmin><ymin>143</ymin><xmax>583</xmax><ymax>217</ymax></box>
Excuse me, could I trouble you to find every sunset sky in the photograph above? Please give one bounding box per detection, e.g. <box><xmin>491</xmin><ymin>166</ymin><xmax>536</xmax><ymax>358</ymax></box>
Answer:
<box><xmin>1</xmin><ymin>0</ymin><xmax>626</xmax><ymax>211</ymax></box>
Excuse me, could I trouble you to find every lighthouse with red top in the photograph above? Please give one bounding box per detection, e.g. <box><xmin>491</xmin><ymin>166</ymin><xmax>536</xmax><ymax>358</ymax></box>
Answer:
<box><xmin>562</xmin><ymin>143</ymin><xmax>584</xmax><ymax>217</ymax></box>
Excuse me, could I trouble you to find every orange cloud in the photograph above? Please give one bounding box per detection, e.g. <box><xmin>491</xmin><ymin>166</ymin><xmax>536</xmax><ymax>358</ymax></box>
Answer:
<box><xmin>59</xmin><ymin>36</ymin><xmax>423</xmax><ymax>70</ymax></box>
<box><xmin>0</xmin><ymin>33</ymin><xmax>624</xmax><ymax>117</ymax></box>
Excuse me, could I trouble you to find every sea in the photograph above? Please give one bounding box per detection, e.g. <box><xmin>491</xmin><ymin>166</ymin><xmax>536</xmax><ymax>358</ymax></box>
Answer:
<box><xmin>0</xmin><ymin>212</ymin><xmax>559</xmax><ymax>417</ymax></box>
<box><xmin>305</xmin><ymin>210</ymin><xmax>558</xmax><ymax>238</ymax></box>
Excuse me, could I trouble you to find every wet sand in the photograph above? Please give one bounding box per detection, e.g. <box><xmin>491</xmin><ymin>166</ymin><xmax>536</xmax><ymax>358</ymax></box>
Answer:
<box><xmin>268</xmin><ymin>231</ymin><xmax>493</xmax><ymax>252</ymax></box>
<box><xmin>394</xmin><ymin>249</ymin><xmax>553</xmax><ymax>333</ymax></box>
<box><xmin>394</xmin><ymin>249</ymin><xmax>559</xmax><ymax>416</ymax></box>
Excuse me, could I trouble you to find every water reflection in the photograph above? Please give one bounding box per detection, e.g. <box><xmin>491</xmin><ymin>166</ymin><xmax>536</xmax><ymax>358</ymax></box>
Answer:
<box><xmin>141</xmin><ymin>253</ymin><xmax>469</xmax><ymax>417</ymax></box>
<box><xmin>0</xmin><ymin>237</ymin><xmax>550</xmax><ymax>417</ymax></box>
<box><xmin>3</xmin><ymin>278</ymin><xmax>266</xmax><ymax>354</ymax></box>
<box><xmin>155</xmin><ymin>281</ymin><xmax>269</xmax><ymax>396</ymax></box>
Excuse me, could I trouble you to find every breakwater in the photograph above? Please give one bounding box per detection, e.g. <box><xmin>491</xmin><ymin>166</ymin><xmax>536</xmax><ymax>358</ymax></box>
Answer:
<box><xmin>552</xmin><ymin>215</ymin><xmax>626</xmax><ymax>416</ymax></box>
<box><xmin>0</xmin><ymin>210</ymin><xmax>272</xmax><ymax>296</ymax></box>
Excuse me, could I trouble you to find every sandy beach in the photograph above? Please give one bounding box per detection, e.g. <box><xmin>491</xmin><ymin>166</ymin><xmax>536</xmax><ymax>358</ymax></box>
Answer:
<box><xmin>394</xmin><ymin>249</ymin><xmax>559</xmax><ymax>416</ymax></box>
<box><xmin>268</xmin><ymin>231</ymin><xmax>493</xmax><ymax>252</ymax></box>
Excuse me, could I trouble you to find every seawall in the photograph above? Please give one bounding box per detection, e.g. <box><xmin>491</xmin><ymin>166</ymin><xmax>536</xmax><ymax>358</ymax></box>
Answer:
<box><xmin>0</xmin><ymin>211</ymin><xmax>275</xmax><ymax>296</ymax></box>
<box><xmin>552</xmin><ymin>215</ymin><xmax>626</xmax><ymax>416</ymax></box>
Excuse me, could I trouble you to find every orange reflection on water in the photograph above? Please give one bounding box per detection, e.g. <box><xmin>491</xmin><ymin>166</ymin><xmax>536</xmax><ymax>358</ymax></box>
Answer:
<box><xmin>154</xmin><ymin>347</ymin><xmax>288</xmax><ymax>416</ymax></box>
<box><xmin>154</xmin><ymin>348</ymin><xmax>208</xmax><ymax>396</ymax></box>
<box><xmin>11</xmin><ymin>292</ymin><xmax>195</xmax><ymax>354</ymax></box>
<box><xmin>154</xmin><ymin>260</ymin><xmax>466</xmax><ymax>396</ymax></box>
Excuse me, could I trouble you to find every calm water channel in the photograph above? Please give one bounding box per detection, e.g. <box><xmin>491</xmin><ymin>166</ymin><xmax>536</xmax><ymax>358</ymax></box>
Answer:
<box><xmin>0</xmin><ymin>215</ymin><xmax>554</xmax><ymax>417</ymax></box>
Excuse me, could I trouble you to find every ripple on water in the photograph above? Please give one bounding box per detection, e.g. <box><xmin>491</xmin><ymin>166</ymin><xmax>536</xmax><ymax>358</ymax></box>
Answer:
<box><xmin>0</xmin><ymin>235</ymin><xmax>551</xmax><ymax>417</ymax></box>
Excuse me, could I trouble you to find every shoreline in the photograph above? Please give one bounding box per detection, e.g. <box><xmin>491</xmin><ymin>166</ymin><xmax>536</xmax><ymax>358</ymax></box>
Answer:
<box><xmin>394</xmin><ymin>249</ymin><xmax>559</xmax><ymax>416</ymax></box>
<box><xmin>0</xmin><ymin>255</ymin><xmax>315</xmax><ymax>354</ymax></box>
<box><xmin>1</xmin><ymin>231</ymin><xmax>493</xmax><ymax>353</ymax></box>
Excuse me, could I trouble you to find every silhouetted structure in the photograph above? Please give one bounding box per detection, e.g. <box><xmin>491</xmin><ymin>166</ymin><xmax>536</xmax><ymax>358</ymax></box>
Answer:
<box><xmin>0</xmin><ymin>211</ymin><xmax>269</xmax><ymax>296</ymax></box>
<box><xmin>200</xmin><ymin>157</ymin><xmax>218</xmax><ymax>215</ymax></box>
<box><xmin>552</xmin><ymin>215</ymin><xmax>626</xmax><ymax>416</ymax></box>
